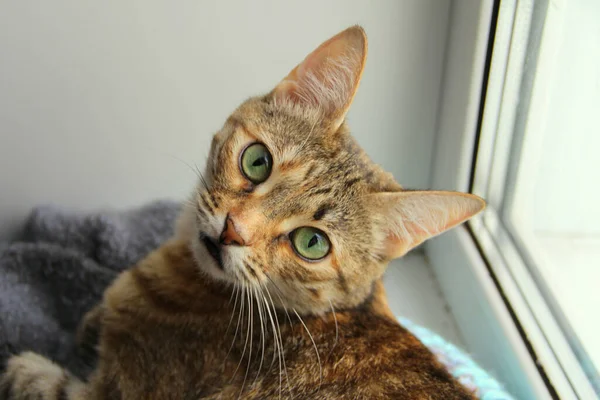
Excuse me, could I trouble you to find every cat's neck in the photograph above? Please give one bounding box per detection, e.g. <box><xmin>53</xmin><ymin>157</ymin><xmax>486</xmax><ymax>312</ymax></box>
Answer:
<box><xmin>111</xmin><ymin>238</ymin><xmax>395</xmax><ymax>325</ymax></box>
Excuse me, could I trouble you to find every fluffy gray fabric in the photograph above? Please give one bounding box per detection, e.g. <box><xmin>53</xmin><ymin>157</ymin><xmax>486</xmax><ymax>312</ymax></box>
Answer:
<box><xmin>0</xmin><ymin>200</ymin><xmax>181</xmax><ymax>376</ymax></box>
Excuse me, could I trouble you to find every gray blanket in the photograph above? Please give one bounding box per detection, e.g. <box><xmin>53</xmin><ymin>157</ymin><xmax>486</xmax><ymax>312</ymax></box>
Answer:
<box><xmin>0</xmin><ymin>200</ymin><xmax>181</xmax><ymax>376</ymax></box>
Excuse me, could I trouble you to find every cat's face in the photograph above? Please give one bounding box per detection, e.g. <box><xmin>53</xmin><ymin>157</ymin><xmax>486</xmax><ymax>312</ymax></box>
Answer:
<box><xmin>179</xmin><ymin>26</ymin><xmax>484</xmax><ymax>315</ymax></box>
<box><xmin>189</xmin><ymin>98</ymin><xmax>394</xmax><ymax>314</ymax></box>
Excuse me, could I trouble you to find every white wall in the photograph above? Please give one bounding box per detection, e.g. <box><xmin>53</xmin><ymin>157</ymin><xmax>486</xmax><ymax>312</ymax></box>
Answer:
<box><xmin>0</xmin><ymin>1</ymin><xmax>451</xmax><ymax>240</ymax></box>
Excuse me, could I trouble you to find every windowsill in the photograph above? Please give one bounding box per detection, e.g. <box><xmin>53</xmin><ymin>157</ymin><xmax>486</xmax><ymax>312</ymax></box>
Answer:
<box><xmin>383</xmin><ymin>252</ymin><xmax>464</xmax><ymax>347</ymax></box>
<box><xmin>426</xmin><ymin>226</ymin><xmax>551</xmax><ymax>399</ymax></box>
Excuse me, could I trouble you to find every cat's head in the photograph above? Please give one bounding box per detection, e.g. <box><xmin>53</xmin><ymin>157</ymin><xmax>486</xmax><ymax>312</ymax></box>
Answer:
<box><xmin>178</xmin><ymin>26</ymin><xmax>484</xmax><ymax>315</ymax></box>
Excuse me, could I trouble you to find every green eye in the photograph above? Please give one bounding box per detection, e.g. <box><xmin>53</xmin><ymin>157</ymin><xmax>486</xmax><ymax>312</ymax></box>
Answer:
<box><xmin>291</xmin><ymin>227</ymin><xmax>331</xmax><ymax>261</ymax></box>
<box><xmin>240</xmin><ymin>143</ymin><xmax>273</xmax><ymax>184</ymax></box>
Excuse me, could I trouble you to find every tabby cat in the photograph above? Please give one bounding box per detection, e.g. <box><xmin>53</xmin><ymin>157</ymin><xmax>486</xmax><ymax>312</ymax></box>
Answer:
<box><xmin>0</xmin><ymin>26</ymin><xmax>485</xmax><ymax>399</ymax></box>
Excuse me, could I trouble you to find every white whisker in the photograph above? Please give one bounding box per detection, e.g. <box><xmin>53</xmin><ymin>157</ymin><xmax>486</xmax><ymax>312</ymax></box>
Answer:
<box><xmin>264</xmin><ymin>276</ymin><xmax>293</xmax><ymax>326</ymax></box>
<box><xmin>238</xmin><ymin>288</ymin><xmax>254</xmax><ymax>398</ymax></box>
<box><xmin>264</xmin><ymin>287</ymin><xmax>293</xmax><ymax>398</ymax></box>
<box><xmin>231</xmin><ymin>288</ymin><xmax>251</xmax><ymax>381</ymax></box>
<box><xmin>225</xmin><ymin>284</ymin><xmax>240</xmax><ymax>336</ymax></box>
<box><xmin>164</xmin><ymin>152</ymin><xmax>203</xmax><ymax>180</ymax></box>
<box><xmin>252</xmin><ymin>287</ymin><xmax>266</xmax><ymax>387</ymax></box>
<box><xmin>226</xmin><ymin>286</ymin><xmax>245</xmax><ymax>373</ymax></box>
<box><xmin>328</xmin><ymin>299</ymin><xmax>339</xmax><ymax>359</ymax></box>
<box><xmin>228</xmin><ymin>283</ymin><xmax>239</xmax><ymax>305</ymax></box>
<box><xmin>261</xmin><ymin>290</ymin><xmax>286</xmax><ymax>399</ymax></box>
<box><xmin>293</xmin><ymin>309</ymin><xmax>323</xmax><ymax>390</ymax></box>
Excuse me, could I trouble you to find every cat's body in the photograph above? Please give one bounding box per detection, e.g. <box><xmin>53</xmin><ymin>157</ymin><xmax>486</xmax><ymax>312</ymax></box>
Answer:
<box><xmin>1</xmin><ymin>26</ymin><xmax>483</xmax><ymax>399</ymax></box>
<box><xmin>68</xmin><ymin>239</ymin><xmax>472</xmax><ymax>399</ymax></box>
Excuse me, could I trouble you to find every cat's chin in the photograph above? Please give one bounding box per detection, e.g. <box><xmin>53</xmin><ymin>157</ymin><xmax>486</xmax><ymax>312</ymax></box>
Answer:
<box><xmin>188</xmin><ymin>236</ymin><xmax>230</xmax><ymax>282</ymax></box>
<box><xmin>188</xmin><ymin>234</ymin><xmax>251</xmax><ymax>287</ymax></box>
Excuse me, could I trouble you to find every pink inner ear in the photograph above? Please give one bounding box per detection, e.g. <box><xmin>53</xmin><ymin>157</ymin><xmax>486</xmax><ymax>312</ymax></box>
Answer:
<box><xmin>407</xmin><ymin>213</ymin><xmax>468</xmax><ymax>238</ymax></box>
<box><xmin>383</xmin><ymin>233</ymin><xmax>412</xmax><ymax>261</ymax></box>
<box><xmin>275</xmin><ymin>47</ymin><xmax>347</xmax><ymax>111</ymax></box>
<box><xmin>376</xmin><ymin>191</ymin><xmax>486</xmax><ymax>260</ymax></box>
<box><xmin>275</xmin><ymin>79</ymin><xmax>304</xmax><ymax>106</ymax></box>
<box><xmin>273</xmin><ymin>26</ymin><xmax>367</xmax><ymax>118</ymax></box>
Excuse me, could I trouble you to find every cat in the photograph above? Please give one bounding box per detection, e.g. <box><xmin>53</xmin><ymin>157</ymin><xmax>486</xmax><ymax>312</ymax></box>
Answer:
<box><xmin>0</xmin><ymin>26</ymin><xmax>484</xmax><ymax>399</ymax></box>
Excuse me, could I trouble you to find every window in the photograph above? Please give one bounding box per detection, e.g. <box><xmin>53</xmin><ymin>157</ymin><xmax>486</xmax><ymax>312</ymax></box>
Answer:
<box><xmin>471</xmin><ymin>0</ymin><xmax>598</xmax><ymax>398</ymax></box>
<box><xmin>429</xmin><ymin>1</ymin><xmax>598</xmax><ymax>398</ymax></box>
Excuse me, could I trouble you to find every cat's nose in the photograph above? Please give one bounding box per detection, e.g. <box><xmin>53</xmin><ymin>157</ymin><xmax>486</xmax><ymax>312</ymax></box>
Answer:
<box><xmin>219</xmin><ymin>215</ymin><xmax>246</xmax><ymax>246</ymax></box>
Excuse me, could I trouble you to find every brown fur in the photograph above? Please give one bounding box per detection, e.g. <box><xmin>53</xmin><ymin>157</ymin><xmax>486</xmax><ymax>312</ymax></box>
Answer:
<box><xmin>0</xmin><ymin>26</ymin><xmax>483</xmax><ymax>399</ymax></box>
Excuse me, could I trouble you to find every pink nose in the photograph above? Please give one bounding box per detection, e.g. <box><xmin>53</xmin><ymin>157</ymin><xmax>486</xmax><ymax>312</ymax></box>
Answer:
<box><xmin>219</xmin><ymin>215</ymin><xmax>246</xmax><ymax>246</ymax></box>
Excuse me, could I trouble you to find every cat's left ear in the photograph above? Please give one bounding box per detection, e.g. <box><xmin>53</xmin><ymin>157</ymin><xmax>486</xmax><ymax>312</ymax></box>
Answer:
<box><xmin>272</xmin><ymin>26</ymin><xmax>367</xmax><ymax>129</ymax></box>
<box><xmin>369</xmin><ymin>191</ymin><xmax>485</xmax><ymax>260</ymax></box>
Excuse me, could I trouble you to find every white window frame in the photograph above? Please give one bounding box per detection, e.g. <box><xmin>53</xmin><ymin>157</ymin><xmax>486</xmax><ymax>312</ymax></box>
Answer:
<box><xmin>427</xmin><ymin>1</ymin><xmax>597</xmax><ymax>398</ymax></box>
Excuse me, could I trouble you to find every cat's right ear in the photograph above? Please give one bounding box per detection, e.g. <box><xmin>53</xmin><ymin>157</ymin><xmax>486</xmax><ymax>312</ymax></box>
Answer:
<box><xmin>272</xmin><ymin>26</ymin><xmax>367</xmax><ymax>129</ymax></box>
<box><xmin>369</xmin><ymin>191</ymin><xmax>486</xmax><ymax>260</ymax></box>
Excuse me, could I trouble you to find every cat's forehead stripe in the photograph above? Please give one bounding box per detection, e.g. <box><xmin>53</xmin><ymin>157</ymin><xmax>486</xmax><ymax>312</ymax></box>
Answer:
<box><xmin>313</xmin><ymin>204</ymin><xmax>331</xmax><ymax>221</ymax></box>
<box><xmin>233</xmin><ymin>119</ymin><xmax>260</xmax><ymax>142</ymax></box>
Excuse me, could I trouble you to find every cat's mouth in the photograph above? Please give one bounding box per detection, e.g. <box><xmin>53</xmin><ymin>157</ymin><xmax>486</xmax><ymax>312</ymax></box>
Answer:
<box><xmin>200</xmin><ymin>234</ymin><xmax>224</xmax><ymax>270</ymax></box>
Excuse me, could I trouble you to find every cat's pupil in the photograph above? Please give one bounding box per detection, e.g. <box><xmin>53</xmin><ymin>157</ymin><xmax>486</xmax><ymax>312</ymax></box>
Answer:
<box><xmin>252</xmin><ymin>157</ymin><xmax>266</xmax><ymax>167</ymax></box>
<box><xmin>308</xmin><ymin>235</ymin><xmax>318</xmax><ymax>248</ymax></box>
